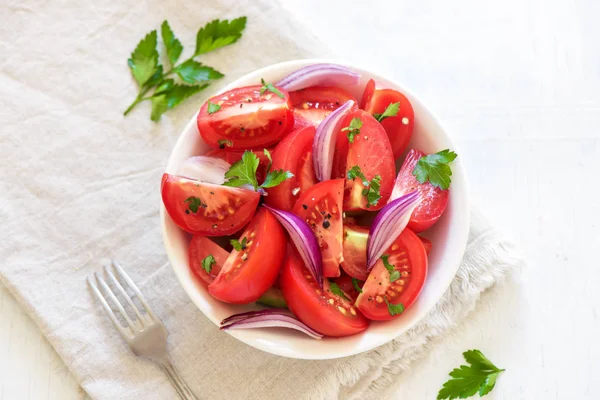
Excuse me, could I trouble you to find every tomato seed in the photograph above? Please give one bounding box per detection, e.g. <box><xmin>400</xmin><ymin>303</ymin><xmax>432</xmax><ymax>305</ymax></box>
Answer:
<box><xmin>349</xmin><ymin>307</ymin><xmax>357</xmax><ymax>316</ymax></box>
<box><xmin>328</xmin><ymin>298</ymin><xmax>335</xmax><ymax>305</ymax></box>
<box><xmin>337</xmin><ymin>307</ymin><xmax>347</xmax><ymax>315</ymax></box>
<box><xmin>375</xmin><ymin>296</ymin><xmax>383</xmax><ymax>303</ymax></box>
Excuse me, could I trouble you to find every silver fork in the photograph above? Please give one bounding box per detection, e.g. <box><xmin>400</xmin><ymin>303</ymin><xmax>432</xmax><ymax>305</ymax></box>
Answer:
<box><xmin>88</xmin><ymin>260</ymin><xmax>197</xmax><ymax>400</ymax></box>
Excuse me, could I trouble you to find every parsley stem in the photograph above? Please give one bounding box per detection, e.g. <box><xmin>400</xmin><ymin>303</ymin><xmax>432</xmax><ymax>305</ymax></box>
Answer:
<box><xmin>123</xmin><ymin>85</ymin><xmax>153</xmax><ymax>115</ymax></box>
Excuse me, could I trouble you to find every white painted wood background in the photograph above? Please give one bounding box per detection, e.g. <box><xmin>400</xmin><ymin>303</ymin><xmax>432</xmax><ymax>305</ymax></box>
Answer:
<box><xmin>2</xmin><ymin>0</ymin><xmax>600</xmax><ymax>398</ymax></box>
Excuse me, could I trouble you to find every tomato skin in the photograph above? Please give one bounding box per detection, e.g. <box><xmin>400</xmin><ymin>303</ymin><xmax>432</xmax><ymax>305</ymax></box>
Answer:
<box><xmin>340</xmin><ymin>224</ymin><xmax>369</xmax><ymax>280</ymax></box>
<box><xmin>205</xmin><ymin>148</ymin><xmax>272</xmax><ymax>183</ymax></box>
<box><xmin>280</xmin><ymin>251</ymin><xmax>368</xmax><ymax>337</ymax></box>
<box><xmin>208</xmin><ymin>208</ymin><xmax>286</xmax><ymax>304</ymax></box>
<box><xmin>264</xmin><ymin>126</ymin><xmax>318</xmax><ymax>211</ymax></box>
<box><xmin>419</xmin><ymin>236</ymin><xmax>432</xmax><ymax>254</ymax></box>
<box><xmin>333</xmin><ymin>110</ymin><xmax>396</xmax><ymax>212</ymax></box>
<box><xmin>293</xmin><ymin>179</ymin><xmax>345</xmax><ymax>278</ymax></box>
<box><xmin>197</xmin><ymin>85</ymin><xmax>293</xmax><ymax>150</ymax></box>
<box><xmin>360</xmin><ymin>79</ymin><xmax>415</xmax><ymax>158</ymax></box>
<box><xmin>356</xmin><ymin>228</ymin><xmax>427</xmax><ymax>321</ymax></box>
<box><xmin>289</xmin><ymin>86</ymin><xmax>358</xmax><ymax>127</ymax></box>
<box><xmin>189</xmin><ymin>236</ymin><xmax>229</xmax><ymax>285</ymax></box>
<box><xmin>161</xmin><ymin>174</ymin><xmax>260</xmax><ymax>236</ymax></box>
<box><xmin>391</xmin><ymin>149</ymin><xmax>449</xmax><ymax>232</ymax></box>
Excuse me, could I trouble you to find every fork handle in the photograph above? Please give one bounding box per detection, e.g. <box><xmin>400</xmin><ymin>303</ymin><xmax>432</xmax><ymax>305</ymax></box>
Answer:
<box><xmin>160</xmin><ymin>360</ymin><xmax>198</xmax><ymax>400</ymax></box>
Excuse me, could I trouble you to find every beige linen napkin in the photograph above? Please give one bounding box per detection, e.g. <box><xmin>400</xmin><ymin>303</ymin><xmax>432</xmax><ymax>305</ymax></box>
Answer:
<box><xmin>0</xmin><ymin>0</ymin><xmax>523</xmax><ymax>399</ymax></box>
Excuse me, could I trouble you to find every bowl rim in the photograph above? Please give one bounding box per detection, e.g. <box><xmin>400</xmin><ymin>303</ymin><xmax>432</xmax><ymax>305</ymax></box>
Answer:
<box><xmin>160</xmin><ymin>58</ymin><xmax>470</xmax><ymax>359</ymax></box>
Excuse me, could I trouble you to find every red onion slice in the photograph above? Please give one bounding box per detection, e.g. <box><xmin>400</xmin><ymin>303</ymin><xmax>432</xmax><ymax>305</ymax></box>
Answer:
<box><xmin>178</xmin><ymin>156</ymin><xmax>231</xmax><ymax>185</ymax></box>
<box><xmin>276</xmin><ymin>63</ymin><xmax>360</xmax><ymax>91</ymax></box>
<box><xmin>221</xmin><ymin>310</ymin><xmax>323</xmax><ymax>339</ymax></box>
<box><xmin>312</xmin><ymin>100</ymin><xmax>355</xmax><ymax>181</ymax></box>
<box><xmin>367</xmin><ymin>190</ymin><xmax>422</xmax><ymax>269</ymax></box>
<box><xmin>262</xmin><ymin>205</ymin><xmax>323</xmax><ymax>287</ymax></box>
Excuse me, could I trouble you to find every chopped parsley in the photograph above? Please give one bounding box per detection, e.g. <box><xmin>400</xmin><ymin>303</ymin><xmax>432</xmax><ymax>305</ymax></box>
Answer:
<box><xmin>329</xmin><ymin>282</ymin><xmax>350</xmax><ymax>301</ymax></box>
<box><xmin>373</xmin><ymin>102</ymin><xmax>400</xmax><ymax>122</ymax></box>
<box><xmin>352</xmin><ymin>278</ymin><xmax>363</xmax><ymax>293</ymax></box>
<box><xmin>184</xmin><ymin>196</ymin><xmax>205</xmax><ymax>213</ymax></box>
<box><xmin>230</xmin><ymin>237</ymin><xmax>247</xmax><ymax>251</ymax></box>
<box><xmin>201</xmin><ymin>254</ymin><xmax>216</xmax><ymax>273</ymax></box>
<box><xmin>207</xmin><ymin>100</ymin><xmax>221</xmax><ymax>114</ymax></box>
<box><xmin>223</xmin><ymin>150</ymin><xmax>293</xmax><ymax>191</ymax></box>
<box><xmin>381</xmin><ymin>255</ymin><xmax>400</xmax><ymax>282</ymax></box>
<box><xmin>259</xmin><ymin>78</ymin><xmax>284</xmax><ymax>98</ymax></box>
<box><xmin>384</xmin><ymin>298</ymin><xmax>404</xmax><ymax>316</ymax></box>
<box><xmin>412</xmin><ymin>149</ymin><xmax>458</xmax><ymax>190</ymax></box>
<box><xmin>347</xmin><ymin>165</ymin><xmax>382</xmax><ymax>207</ymax></box>
<box><xmin>341</xmin><ymin>117</ymin><xmax>363</xmax><ymax>143</ymax></box>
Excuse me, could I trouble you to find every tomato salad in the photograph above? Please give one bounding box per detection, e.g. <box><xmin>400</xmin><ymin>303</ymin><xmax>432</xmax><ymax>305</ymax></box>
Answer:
<box><xmin>162</xmin><ymin>63</ymin><xmax>458</xmax><ymax>339</ymax></box>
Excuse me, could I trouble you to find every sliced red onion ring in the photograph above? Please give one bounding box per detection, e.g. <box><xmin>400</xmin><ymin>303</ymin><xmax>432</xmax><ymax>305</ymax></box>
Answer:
<box><xmin>221</xmin><ymin>309</ymin><xmax>283</xmax><ymax>325</ymax></box>
<box><xmin>221</xmin><ymin>310</ymin><xmax>323</xmax><ymax>339</ymax></box>
<box><xmin>275</xmin><ymin>63</ymin><xmax>360</xmax><ymax>91</ymax></box>
<box><xmin>367</xmin><ymin>190</ymin><xmax>422</xmax><ymax>269</ymax></box>
<box><xmin>312</xmin><ymin>100</ymin><xmax>354</xmax><ymax>181</ymax></box>
<box><xmin>262</xmin><ymin>205</ymin><xmax>323</xmax><ymax>288</ymax></box>
<box><xmin>178</xmin><ymin>156</ymin><xmax>231</xmax><ymax>185</ymax></box>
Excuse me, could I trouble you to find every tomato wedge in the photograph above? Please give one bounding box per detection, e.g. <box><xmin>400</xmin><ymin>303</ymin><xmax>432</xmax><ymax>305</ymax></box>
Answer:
<box><xmin>333</xmin><ymin>110</ymin><xmax>396</xmax><ymax>212</ymax></box>
<box><xmin>289</xmin><ymin>86</ymin><xmax>358</xmax><ymax>128</ymax></box>
<box><xmin>391</xmin><ymin>149</ymin><xmax>449</xmax><ymax>232</ymax></box>
<box><xmin>360</xmin><ymin>79</ymin><xmax>415</xmax><ymax>158</ymax></box>
<box><xmin>197</xmin><ymin>85</ymin><xmax>293</xmax><ymax>150</ymax></box>
<box><xmin>356</xmin><ymin>228</ymin><xmax>427</xmax><ymax>321</ymax></box>
<box><xmin>189</xmin><ymin>236</ymin><xmax>228</xmax><ymax>285</ymax></box>
<box><xmin>340</xmin><ymin>224</ymin><xmax>369</xmax><ymax>280</ymax></box>
<box><xmin>209</xmin><ymin>208</ymin><xmax>286</xmax><ymax>303</ymax></box>
<box><xmin>205</xmin><ymin>148</ymin><xmax>272</xmax><ymax>183</ymax></box>
<box><xmin>161</xmin><ymin>173</ymin><xmax>259</xmax><ymax>236</ymax></box>
<box><xmin>280</xmin><ymin>251</ymin><xmax>368</xmax><ymax>337</ymax></box>
<box><xmin>264</xmin><ymin>126</ymin><xmax>318</xmax><ymax>211</ymax></box>
<box><xmin>293</xmin><ymin>179</ymin><xmax>344</xmax><ymax>277</ymax></box>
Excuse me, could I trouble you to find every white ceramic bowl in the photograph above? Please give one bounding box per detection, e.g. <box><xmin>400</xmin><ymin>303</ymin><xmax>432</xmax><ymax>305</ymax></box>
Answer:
<box><xmin>161</xmin><ymin>59</ymin><xmax>469</xmax><ymax>360</ymax></box>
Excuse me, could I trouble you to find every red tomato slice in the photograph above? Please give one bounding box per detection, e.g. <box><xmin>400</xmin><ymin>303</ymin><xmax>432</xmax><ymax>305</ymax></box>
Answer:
<box><xmin>332</xmin><ymin>273</ymin><xmax>362</xmax><ymax>302</ymax></box>
<box><xmin>205</xmin><ymin>148</ymin><xmax>272</xmax><ymax>183</ymax></box>
<box><xmin>209</xmin><ymin>208</ymin><xmax>286</xmax><ymax>304</ymax></box>
<box><xmin>419</xmin><ymin>236</ymin><xmax>432</xmax><ymax>254</ymax></box>
<box><xmin>189</xmin><ymin>236</ymin><xmax>228</xmax><ymax>285</ymax></box>
<box><xmin>340</xmin><ymin>224</ymin><xmax>369</xmax><ymax>280</ymax></box>
<box><xmin>356</xmin><ymin>228</ymin><xmax>427</xmax><ymax>321</ymax></box>
<box><xmin>280</xmin><ymin>251</ymin><xmax>368</xmax><ymax>336</ymax></box>
<box><xmin>293</xmin><ymin>179</ymin><xmax>344</xmax><ymax>277</ymax></box>
<box><xmin>264</xmin><ymin>126</ymin><xmax>318</xmax><ymax>211</ymax></box>
<box><xmin>360</xmin><ymin>79</ymin><xmax>415</xmax><ymax>158</ymax></box>
<box><xmin>289</xmin><ymin>86</ymin><xmax>358</xmax><ymax>128</ymax></box>
<box><xmin>391</xmin><ymin>149</ymin><xmax>449</xmax><ymax>232</ymax></box>
<box><xmin>161</xmin><ymin>173</ymin><xmax>260</xmax><ymax>236</ymax></box>
<box><xmin>333</xmin><ymin>110</ymin><xmax>396</xmax><ymax>212</ymax></box>
<box><xmin>197</xmin><ymin>85</ymin><xmax>293</xmax><ymax>150</ymax></box>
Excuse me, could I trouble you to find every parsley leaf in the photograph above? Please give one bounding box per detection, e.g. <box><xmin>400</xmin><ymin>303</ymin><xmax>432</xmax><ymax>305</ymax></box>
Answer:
<box><xmin>412</xmin><ymin>149</ymin><xmax>458</xmax><ymax>190</ymax></box>
<box><xmin>261</xmin><ymin>169</ymin><xmax>294</xmax><ymax>189</ymax></box>
<box><xmin>224</xmin><ymin>151</ymin><xmax>260</xmax><ymax>189</ymax></box>
<box><xmin>260</xmin><ymin>78</ymin><xmax>284</xmax><ymax>99</ymax></box>
<box><xmin>352</xmin><ymin>278</ymin><xmax>363</xmax><ymax>293</ymax></box>
<box><xmin>329</xmin><ymin>282</ymin><xmax>350</xmax><ymax>301</ymax></box>
<box><xmin>437</xmin><ymin>350</ymin><xmax>505</xmax><ymax>399</ymax></box>
<box><xmin>150</xmin><ymin>84</ymin><xmax>209</xmax><ymax>121</ymax></box>
<box><xmin>160</xmin><ymin>21</ymin><xmax>183</xmax><ymax>66</ymax></box>
<box><xmin>373</xmin><ymin>102</ymin><xmax>400</xmax><ymax>122</ymax></box>
<box><xmin>381</xmin><ymin>255</ymin><xmax>400</xmax><ymax>282</ymax></box>
<box><xmin>347</xmin><ymin>165</ymin><xmax>382</xmax><ymax>207</ymax></box>
<box><xmin>195</xmin><ymin>17</ymin><xmax>247</xmax><ymax>56</ymax></box>
<box><xmin>201</xmin><ymin>254</ymin><xmax>216</xmax><ymax>273</ymax></box>
<box><xmin>127</xmin><ymin>30</ymin><xmax>159</xmax><ymax>86</ymax></box>
<box><xmin>207</xmin><ymin>100</ymin><xmax>222</xmax><ymax>114</ymax></box>
<box><xmin>384</xmin><ymin>298</ymin><xmax>404</xmax><ymax>316</ymax></box>
<box><xmin>263</xmin><ymin>148</ymin><xmax>273</xmax><ymax>172</ymax></box>
<box><xmin>341</xmin><ymin>117</ymin><xmax>363</xmax><ymax>143</ymax></box>
<box><xmin>154</xmin><ymin>79</ymin><xmax>174</xmax><ymax>95</ymax></box>
<box><xmin>174</xmin><ymin>60</ymin><xmax>224</xmax><ymax>84</ymax></box>
<box><xmin>217</xmin><ymin>139</ymin><xmax>232</xmax><ymax>148</ymax></box>
<box><xmin>230</xmin><ymin>237</ymin><xmax>248</xmax><ymax>251</ymax></box>
<box><xmin>184</xmin><ymin>196</ymin><xmax>205</xmax><ymax>214</ymax></box>
<box><xmin>223</xmin><ymin>150</ymin><xmax>293</xmax><ymax>190</ymax></box>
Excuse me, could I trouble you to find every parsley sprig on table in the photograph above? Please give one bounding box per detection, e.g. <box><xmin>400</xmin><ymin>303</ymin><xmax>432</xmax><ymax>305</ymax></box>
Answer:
<box><xmin>347</xmin><ymin>165</ymin><xmax>382</xmax><ymax>207</ymax></box>
<box><xmin>412</xmin><ymin>149</ymin><xmax>458</xmax><ymax>190</ymax></box>
<box><xmin>125</xmin><ymin>17</ymin><xmax>247</xmax><ymax>121</ymax></box>
<box><xmin>437</xmin><ymin>350</ymin><xmax>505</xmax><ymax>399</ymax></box>
<box><xmin>223</xmin><ymin>150</ymin><xmax>293</xmax><ymax>191</ymax></box>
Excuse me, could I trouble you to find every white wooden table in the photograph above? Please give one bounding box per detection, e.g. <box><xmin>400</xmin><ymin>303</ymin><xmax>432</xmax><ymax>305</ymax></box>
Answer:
<box><xmin>2</xmin><ymin>0</ymin><xmax>600</xmax><ymax>398</ymax></box>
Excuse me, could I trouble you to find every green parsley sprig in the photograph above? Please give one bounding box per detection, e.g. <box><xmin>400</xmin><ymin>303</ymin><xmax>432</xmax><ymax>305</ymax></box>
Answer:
<box><xmin>412</xmin><ymin>149</ymin><xmax>458</xmax><ymax>190</ymax></box>
<box><xmin>342</xmin><ymin>117</ymin><xmax>363</xmax><ymax>143</ymax></box>
<box><xmin>260</xmin><ymin>79</ymin><xmax>284</xmax><ymax>99</ymax></box>
<box><xmin>230</xmin><ymin>237</ymin><xmax>248</xmax><ymax>251</ymax></box>
<box><xmin>352</xmin><ymin>278</ymin><xmax>363</xmax><ymax>293</ymax></box>
<box><xmin>373</xmin><ymin>102</ymin><xmax>400</xmax><ymax>122</ymax></box>
<box><xmin>437</xmin><ymin>350</ymin><xmax>505</xmax><ymax>399</ymax></box>
<box><xmin>381</xmin><ymin>255</ymin><xmax>400</xmax><ymax>282</ymax></box>
<box><xmin>125</xmin><ymin>18</ymin><xmax>246</xmax><ymax>121</ymax></box>
<box><xmin>329</xmin><ymin>282</ymin><xmax>350</xmax><ymax>301</ymax></box>
<box><xmin>201</xmin><ymin>254</ymin><xmax>216</xmax><ymax>273</ymax></box>
<box><xmin>384</xmin><ymin>298</ymin><xmax>404</xmax><ymax>316</ymax></box>
<box><xmin>347</xmin><ymin>165</ymin><xmax>382</xmax><ymax>207</ymax></box>
<box><xmin>223</xmin><ymin>150</ymin><xmax>293</xmax><ymax>191</ymax></box>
